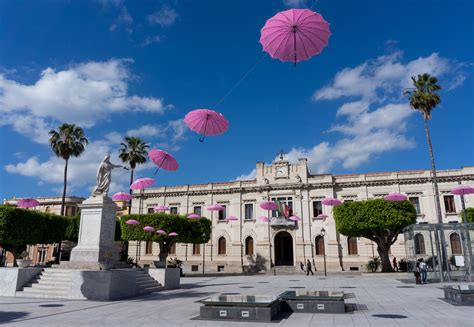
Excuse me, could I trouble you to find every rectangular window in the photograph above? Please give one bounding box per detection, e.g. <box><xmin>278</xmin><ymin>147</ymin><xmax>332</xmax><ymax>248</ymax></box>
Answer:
<box><xmin>270</xmin><ymin>197</ymin><xmax>293</xmax><ymax>218</ymax></box>
<box><xmin>218</xmin><ymin>205</ymin><xmax>227</xmax><ymax>221</ymax></box>
<box><xmin>170</xmin><ymin>207</ymin><xmax>178</xmax><ymax>214</ymax></box>
<box><xmin>191</xmin><ymin>265</ymin><xmax>199</xmax><ymax>272</ymax></box>
<box><xmin>444</xmin><ymin>195</ymin><xmax>456</xmax><ymax>213</ymax></box>
<box><xmin>145</xmin><ymin>241</ymin><xmax>153</xmax><ymax>254</ymax></box>
<box><xmin>147</xmin><ymin>207</ymin><xmax>154</xmax><ymax>214</ymax></box>
<box><xmin>312</xmin><ymin>201</ymin><xmax>322</xmax><ymax>217</ymax></box>
<box><xmin>244</xmin><ymin>204</ymin><xmax>254</xmax><ymax>220</ymax></box>
<box><xmin>192</xmin><ymin>244</ymin><xmax>200</xmax><ymax>255</ymax></box>
<box><xmin>409</xmin><ymin>197</ymin><xmax>421</xmax><ymax>214</ymax></box>
<box><xmin>193</xmin><ymin>206</ymin><xmax>202</xmax><ymax>216</ymax></box>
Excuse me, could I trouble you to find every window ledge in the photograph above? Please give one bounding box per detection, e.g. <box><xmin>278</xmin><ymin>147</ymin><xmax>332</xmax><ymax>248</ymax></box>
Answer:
<box><xmin>217</xmin><ymin>220</ymin><xmax>228</xmax><ymax>223</ymax></box>
<box><xmin>244</xmin><ymin>219</ymin><xmax>256</xmax><ymax>222</ymax></box>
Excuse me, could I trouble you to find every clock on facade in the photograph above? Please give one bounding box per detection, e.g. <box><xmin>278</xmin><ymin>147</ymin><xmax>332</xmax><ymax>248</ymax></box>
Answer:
<box><xmin>276</xmin><ymin>166</ymin><xmax>288</xmax><ymax>178</ymax></box>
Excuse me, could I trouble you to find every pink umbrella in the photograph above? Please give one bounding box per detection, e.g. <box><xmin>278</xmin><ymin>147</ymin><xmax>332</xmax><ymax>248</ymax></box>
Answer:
<box><xmin>226</xmin><ymin>216</ymin><xmax>238</xmax><ymax>221</ymax></box>
<box><xmin>207</xmin><ymin>204</ymin><xmax>225</xmax><ymax>211</ymax></box>
<box><xmin>125</xmin><ymin>219</ymin><xmax>139</xmax><ymax>225</ymax></box>
<box><xmin>259</xmin><ymin>216</ymin><xmax>270</xmax><ymax>223</ymax></box>
<box><xmin>384</xmin><ymin>192</ymin><xmax>407</xmax><ymax>202</ymax></box>
<box><xmin>289</xmin><ymin>215</ymin><xmax>301</xmax><ymax>221</ymax></box>
<box><xmin>149</xmin><ymin>149</ymin><xmax>179</xmax><ymax>174</ymax></box>
<box><xmin>184</xmin><ymin>109</ymin><xmax>229</xmax><ymax>142</ymax></box>
<box><xmin>17</xmin><ymin>198</ymin><xmax>40</xmax><ymax>208</ymax></box>
<box><xmin>168</xmin><ymin>232</ymin><xmax>178</xmax><ymax>237</ymax></box>
<box><xmin>452</xmin><ymin>185</ymin><xmax>474</xmax><ymax>195</ymax></box>
<box><xmin>316</xmin><ymin>214</ymin><xmax>328</xmax><ymax>221</ymax></box>
<box><xmin>156</xmin><ymin>229</ymin><xmax>167</xmax><ymax>235</ymax></box>
<box><xmin>154</xmin><ymin>205</ymin><xmax>170</xmax><ymax>212</ymax></box>
<box><xmin>260</xmin><ymin>8</ymin><xmax>331</xmax><ymax>66</ymax></box>
<box><xmin>143</xmin><ymin>226</ymin><xmax>155</xmax><ymax>232</ymax></box>
<box><xmin>130</xmin><ymin>177</ymin><xmax>155</xmax><ymax>190</ymax></box>
<box><xmin>321</xmin><ymin>198</ymin><xmax>342</xmax><ymax>206</ymax></box>
<box><xmin>188</xmin><ymin>213</ymin><xmax>201</xmax><ymax>219</ymax></box>
<box><xmin>112</xmin><ymin>192</ymin><xmax>133</xmax><ymax>201</ymax></box>
<box><xmin>260</xmin><ymin>201</ymin><xmax>279</xmax><ymax>211</ymax></box>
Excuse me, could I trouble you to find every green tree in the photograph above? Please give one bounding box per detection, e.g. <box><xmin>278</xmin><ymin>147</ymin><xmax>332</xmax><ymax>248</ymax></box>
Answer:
<box><xmin>49</xmin><ymin>123</ymin><xmax>88</xmax><ymax>216</ymax></box>
<box><xmin>404</xmin><ymin>74</ymin><xmax>442</xmax><ymax>224</ymax></box>
<box><xmin>118</xmin><ymin>137</ymin><xmax>149</xmax><ymax>214</ymax></box>
<box><xmin>459</xmin><ymin>207</ymin><xmax>474</xmax><ymax>223</ymax></box>
<box><xmin>333</xmin><ymin>199</ymin><xmax>417</xmax><ymax>272</ymax></box>
<box><xmin>120</xmin><ymin>213</ymin><xmax>211</xmax><ymax>264</ymax></box>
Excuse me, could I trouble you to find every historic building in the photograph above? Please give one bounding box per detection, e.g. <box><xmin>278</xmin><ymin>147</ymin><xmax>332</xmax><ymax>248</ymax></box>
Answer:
<box><xmin>128</xmin><ymin>157</ymin><xmax>474</xmax><ymax>273</ymax></box>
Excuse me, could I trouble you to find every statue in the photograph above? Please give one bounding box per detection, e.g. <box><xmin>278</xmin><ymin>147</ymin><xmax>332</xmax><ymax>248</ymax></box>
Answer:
<box><xmin>93</xmin><ymin>154</ymin><xmax>122</xmax><ymax>196</ymax></box>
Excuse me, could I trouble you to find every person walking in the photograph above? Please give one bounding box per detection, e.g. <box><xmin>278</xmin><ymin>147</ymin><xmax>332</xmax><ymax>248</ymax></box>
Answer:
<box><xmin>419</xmin><ymin>258</ymin><xmax>428</xmax><ymax>284</ymax></box>
<box><xmin>300</xmin><ymin>261</ymin><xmax>305</xmax><ymax>273</ymax></box>
<box><xmin>393</xmin><ymin>257</ymin><xmax>399</xmax><ymax>272</ymax></box>
<box><xmin>414</xmin><ymin>259</ymin><xmax>422</xmax><ymax>284</ymax></box>
<box><xmin>306</xmin><ymin>259</ymin><xmax>314</xmax><ymax>276</ymax></box>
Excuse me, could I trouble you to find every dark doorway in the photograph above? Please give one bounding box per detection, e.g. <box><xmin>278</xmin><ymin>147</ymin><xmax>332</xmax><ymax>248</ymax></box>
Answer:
<box><xmin>274</xmin><ymin>231</ymin><xmax>293</xmax><ymax>266</ymax></box>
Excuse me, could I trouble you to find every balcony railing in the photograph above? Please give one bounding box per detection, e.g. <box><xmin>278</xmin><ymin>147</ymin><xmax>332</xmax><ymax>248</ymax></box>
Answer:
<box><xmin>270</xmin><ymin>217</ymin><xmax>296</xmax><ymax>227</ymax></box>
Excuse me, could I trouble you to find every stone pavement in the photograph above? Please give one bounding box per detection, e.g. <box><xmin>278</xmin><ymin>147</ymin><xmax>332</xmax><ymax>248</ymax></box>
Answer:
<box><xmin>0</xmin><ymin>272</ymin><xmax>472</xmax><ymax>326</ymax></box>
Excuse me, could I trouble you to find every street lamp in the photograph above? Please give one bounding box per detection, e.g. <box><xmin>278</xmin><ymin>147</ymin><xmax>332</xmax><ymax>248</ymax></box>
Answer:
<box><xmin>320</xmin><ymin>228</ymin><xmax>327</xmax><ymax>277</ymax></box>
<box><xmin>202</xmin><ymin>232</ymin><xmax>206</xmax><ymax>276</ymax></box>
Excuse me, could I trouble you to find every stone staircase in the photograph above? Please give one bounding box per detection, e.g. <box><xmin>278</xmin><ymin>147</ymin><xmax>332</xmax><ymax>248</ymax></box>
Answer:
<box><xmin>15</xmin><ymin>269</ymin><xmax>163</xmax><ymax>299</ymax></box>
<box><xmin>270</xmin><ymin>265</ymin><xmax>302</xmax><ymax>275</ymax></box>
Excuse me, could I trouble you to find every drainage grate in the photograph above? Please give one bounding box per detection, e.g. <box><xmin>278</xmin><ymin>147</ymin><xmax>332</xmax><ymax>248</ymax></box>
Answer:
<box><xmin>289</xmin><ymin>286</ymin><xmax>305</xmax><ymax>289</ymax></box>
<box><xmin>239</xmin><ymin>286</ymin><xmax>253</xmax><ymax>289</ymax></box>
<box><xmin>372</xmin><ymin>314</ymin><xmax>408</xmax><ymax>319</ymax></box>
<box><xmin>340</xmin><ymin>286</ymin><xmax>356</xmax><ymax>289</ymax></box>
<box><xmin>396</xmin><ymin>286</ymin><xmax>415</xmax><ymax>288</ymax></box>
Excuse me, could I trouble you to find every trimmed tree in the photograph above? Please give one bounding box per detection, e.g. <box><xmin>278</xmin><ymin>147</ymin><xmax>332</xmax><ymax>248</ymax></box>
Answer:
<box><xmin>120</xmin><ymin>213</ymin><xmax>211</xmax><ymax>264</ymax></box>
<box><xmin>333</xmin><ymin>199</ymin><xmax>417</xmax><ymax>272</ymax></box>
<box><xmin>459</xmin><ymin>207</ymin><xmax>474</xmax><ymax>223</ymax></box>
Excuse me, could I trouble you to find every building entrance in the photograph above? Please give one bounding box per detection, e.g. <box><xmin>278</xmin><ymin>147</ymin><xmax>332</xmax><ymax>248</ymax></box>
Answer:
<box><xmin>274</xmin><ymin>231</ymin><xmax>293</xmax><ymax>266</ymax></box>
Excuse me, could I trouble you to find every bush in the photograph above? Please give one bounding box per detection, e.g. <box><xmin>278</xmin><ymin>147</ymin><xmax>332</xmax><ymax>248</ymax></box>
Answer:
<box><xmin>366</xmin><ymin>257</ymin><xmax>381</xmax><ymax>272</ymax></box>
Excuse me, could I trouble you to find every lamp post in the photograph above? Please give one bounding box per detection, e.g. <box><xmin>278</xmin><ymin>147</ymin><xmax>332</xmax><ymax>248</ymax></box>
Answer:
<box><xmin>321</xmin><ymin>228</ymin><xmax>327</xmax><ymax>277</ymax></box>
<box><xmin>202</xmin><ymin>232</ymin><xmax>206</xmax><ymax>276</ymax></box>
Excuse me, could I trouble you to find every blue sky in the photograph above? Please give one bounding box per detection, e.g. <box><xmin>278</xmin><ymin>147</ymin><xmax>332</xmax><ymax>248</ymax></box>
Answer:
<box><xmin>0</xmin><ymin>0</ymin><xmax>473</xmax><ymax>200</ymax></box>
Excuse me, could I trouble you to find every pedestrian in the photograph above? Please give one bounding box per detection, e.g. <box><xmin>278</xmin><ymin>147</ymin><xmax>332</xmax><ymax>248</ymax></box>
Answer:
<box><xmin>419</xmin><ymin>258</ymin><xmax>428</xmax><ymax>284</ymax></box>
<box><xmin>414</xmin><ymin>258</ymin><xmax>421</xmax><ymax>284</ymax></box>
<box><xmin>306</xmin><ymin>259</ymin><xmax>314</xmax><ymax>276</ymax></box>
<box><xmin>300</xmin><ymin>261</ymin><xmax>305</xmax><ymax>273</ymax></box>
<box><xmin>392</xmin><ymin>257</ymin><xmax>398</xmax><ymax>272</ymax></box>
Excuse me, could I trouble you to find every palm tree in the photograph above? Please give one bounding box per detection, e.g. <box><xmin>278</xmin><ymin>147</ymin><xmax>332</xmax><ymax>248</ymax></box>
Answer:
<box><xmin>405</xmin><ymin>73</ymin><xmax>449</xmax><ymax>279</ymax></box>
<box><xmin>49</xmin><ymin>124</ymin><xmax>89</xmax><ymax>216</ymax></box>
<box><xmin>119</xmin><ymin>137</ymin><xmax>149</xmax><ymax>214</ymax></box>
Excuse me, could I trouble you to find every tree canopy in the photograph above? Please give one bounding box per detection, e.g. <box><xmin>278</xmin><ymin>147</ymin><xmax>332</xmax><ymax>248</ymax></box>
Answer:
<box><xmin>333</xmin><ymin>199</ymin><xmax>417</xmax><ymax>272</ymax></box>
<box><xmin>459</xmin><ymin>207</ymin><xmax>474</xmax><ymax>223</ymax></box>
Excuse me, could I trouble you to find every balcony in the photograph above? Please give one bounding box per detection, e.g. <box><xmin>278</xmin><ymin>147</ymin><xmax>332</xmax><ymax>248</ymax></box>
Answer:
<box><xmin>270</xmin><ymin>217</ymin><xmax>296</xmax><ymax>227</ymax></box>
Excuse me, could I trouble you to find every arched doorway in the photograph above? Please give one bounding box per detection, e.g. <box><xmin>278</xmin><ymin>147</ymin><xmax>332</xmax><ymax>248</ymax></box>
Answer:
<box><xmin>274</xmin><ymin>231</ymin><xmax>293</xmax><ymax>266</ymax></box>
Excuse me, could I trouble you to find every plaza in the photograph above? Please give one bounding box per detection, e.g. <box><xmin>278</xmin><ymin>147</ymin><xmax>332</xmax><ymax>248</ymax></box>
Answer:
<box><xmin>0</xmin><ymin>273</ymin><xmax>473</xmax><ymax>326</ymax></box>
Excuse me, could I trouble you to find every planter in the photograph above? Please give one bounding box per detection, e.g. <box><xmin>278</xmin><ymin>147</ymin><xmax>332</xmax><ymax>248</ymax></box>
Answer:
<box><xmin>16</xmin><ymin>259</ymin><xmax>32</xmax><ymax>268</ymax></box>
<box><xmin>147</xmin><ymin>267</ymin><xmax>180</xmax><ymax>289</ymax></box>
<box><xmin>99</xmin><ymin>261</ymin><xmax>114</xmax><ymax>270</ymax></box>
<box><xmin>153</xmin><ymin>261</ymin><xmax>166</xmax><ymax>268</ymax></box>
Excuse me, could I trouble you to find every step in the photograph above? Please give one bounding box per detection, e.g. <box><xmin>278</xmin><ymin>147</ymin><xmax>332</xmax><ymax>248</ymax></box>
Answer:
<box><xmin>24</xmin><ymin>281</ymin><xmax>71</xmax><ymax>289</ymax></box>
<box><xmin>28</xmin><ymin>280</ymin><xmax>71</xmax><ymax>287</ymax></box>
<box><xmin>27</xmin><ymin>284</ymin><xmax>70</xmax><ymax>291</ymax></box>
<box><xmin>16</xmin><ymin>291</ymin><xmax>69</xmax><ymax>299</ymax></box>
<box><xmin>138</xmin><ymin>286</ymin><xmax>164</xmax><ymax>293</ymax></box>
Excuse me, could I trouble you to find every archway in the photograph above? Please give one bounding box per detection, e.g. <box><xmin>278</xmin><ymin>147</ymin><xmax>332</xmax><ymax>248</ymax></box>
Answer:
<box><xmin>274</xmin><ymin>231</ymin><xmax>293</xmax><ymax>266</ymax></box>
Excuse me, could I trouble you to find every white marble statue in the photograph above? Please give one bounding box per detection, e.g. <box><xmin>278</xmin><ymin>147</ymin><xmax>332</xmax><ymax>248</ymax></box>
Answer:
<box><xmin>93</xmin><ymin>154</ymin><xmax>122</xmax><ymax>196</ymax></box>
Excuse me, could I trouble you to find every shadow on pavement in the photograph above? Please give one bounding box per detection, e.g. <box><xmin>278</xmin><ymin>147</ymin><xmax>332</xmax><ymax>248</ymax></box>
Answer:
<box><xmin>0</xmin><ymin>311</ymin><xmax>30</xmax><ymax>324</ymax></box>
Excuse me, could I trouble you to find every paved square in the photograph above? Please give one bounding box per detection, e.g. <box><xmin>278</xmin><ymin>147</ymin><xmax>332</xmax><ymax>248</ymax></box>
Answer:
<box><xmin>0</xmin><ymin>273</ymin><xmax>472</xmax><ymax>326</ymax></box>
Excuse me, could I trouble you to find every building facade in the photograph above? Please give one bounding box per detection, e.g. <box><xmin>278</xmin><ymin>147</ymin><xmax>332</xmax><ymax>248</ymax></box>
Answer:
<box><xmin>128</xmin><ymin>158</ymin><xmax>474</xmax><ymax>273</ymax></box>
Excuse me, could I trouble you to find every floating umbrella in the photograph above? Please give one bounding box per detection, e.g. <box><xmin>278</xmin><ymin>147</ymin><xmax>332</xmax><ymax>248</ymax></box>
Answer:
<box><xmin>156</xmin><ymin>229</ymin><xmax>167</xmax><ymax>235</ymax></box>
<box><xmin>260</xmin><ymin>201</ymin><xmax>279</xmax><ymax>211</ymax></box>
<box><xmin>316</xmin><ymin>214</ymin><xmax>328</xmax><ymax>221</ymax></box>
<box><xmin>168</xmin><ymin>232</ymin><xmax>178</xmax><ymax>237</ymax></box>
<box><xmin>188</xmin><ymin>213</ymin><xmax>201</xmax><ymax>219</ymax></box>
<box><xmin>289</xmin><ymin>215</ymin><xmax>301</xmax><ymax>221</ymax></box>
<box><xmin>321</xmin><ymin>198</ymin><xmax>342</xmax><ymax>206</ymax></box>
<box><xmin>260</xmin><ymin>8</ymin><xmax>331</xmax><ymax>66</ymax></box>
<box><xmin>149</xmin><ymin>149</ymin><xmax>179</xmax><ymax>174</ymax></box>
<box><xmin>226</xmin><ymin>216</ymin><xmax>238</xmax><ymax>221</ymax></box>
<box><xmin>184</xmin><ymin>109</ymin><xmax>229</xmax><ymax>142</ymax></box>
<box><xmin>259</xmin><ymin>216</ymin><xmax>270</xmax><ymax>223</ymax></box>
<box><xmin>17</xmin><ymin>198</ymin><xmax>40</xmax><ymax>208</ymax></box>
<box><xmin>143</xmin><ymin>226</ymin><xmax>155</xmax><ymax>232</ymax></box>
<box><xmin>130</xmin><ymin>177</ymin><xmax>155</xmax><ymax>190</ymax></box>
<box><xmin>154</xmin><ymin>205</ymin><xmax>170</xmax><ymax>212</ymax></box>
<box><xmin>112</xmin><ymin>192</ymin><xmax>133</xmax><ymax>201</ymax></box>
<box><xmin>125</xmin><ymin>219</ymin><xmax>139</xmax><ymax>225</ymax></box>
<box><xmin>207</xmin><ymin>204</ymin><xmax>225</xmax><ymax>211</ymax></box>
<box><xmin>452</xmin><ymin>185</ymin><xmax>474</xmax><ymax>195</ymax></box>
<box><xmin>384</xmin><ymin>192</ymin><xmax>407</xmax><ymax>202</ymax></box>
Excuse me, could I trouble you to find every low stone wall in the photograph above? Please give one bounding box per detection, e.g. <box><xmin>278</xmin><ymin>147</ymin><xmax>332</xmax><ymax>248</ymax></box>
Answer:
<box><xmin>146</xmin><ymin>268</ymin><xmax>180</xmax><ymax>289</ymax></box>
<box><xmin>0</xmin><ymin>268</ymin><xmax>42</xmax><ymax>296</ymax></box>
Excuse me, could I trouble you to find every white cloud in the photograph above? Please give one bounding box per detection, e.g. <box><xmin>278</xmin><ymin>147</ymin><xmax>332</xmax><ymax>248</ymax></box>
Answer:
<box><xmin>110</xmin><ymin>6</ymin><xmax>133</xmax><ymax>33</ymax></box>
<box><xmin>283</xmin><ymin>0</ymin><xmax>308</xmax><ymax>7</ymax></box>
<box><xmin>147</xmin><ymin>6</ymin><xmax>178</xmax><ymax>27</ymax></box>
<box><xmin>125</xmin><ymin>119</ymin><xmax>188</xmax><ymax>151</ymax></box>
<box><xmin>235</xmin><ymin>169</ymin><xmax>256</xmax><ymax>181</ymax></box>
<box><xmin>142</xmin><ymin>35</ymin><xmax>161</xmax><ymax>47</ymax></box>
<box><xmin>127</xmin><ymin>125</ymin><xmax>162</xmax><ymax>138</ymax></box>
<box><xmin>0</xmin><ymin>59</ymin><xmax>170</xmax><ymax>143</ymax></box>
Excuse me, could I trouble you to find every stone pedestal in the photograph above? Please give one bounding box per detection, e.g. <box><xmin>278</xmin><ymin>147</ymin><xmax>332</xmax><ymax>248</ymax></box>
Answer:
<box><xmin>67</xmin><ymin>195</ymin><xmax>119</xmax><ymax>269</ymax></box>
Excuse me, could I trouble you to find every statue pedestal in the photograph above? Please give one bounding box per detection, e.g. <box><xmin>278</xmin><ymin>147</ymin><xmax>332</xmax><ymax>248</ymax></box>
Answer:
<box><xmin>66</xmin><ymin>195</ymin><xmax>119</xmax><ymax>269</ymax></box>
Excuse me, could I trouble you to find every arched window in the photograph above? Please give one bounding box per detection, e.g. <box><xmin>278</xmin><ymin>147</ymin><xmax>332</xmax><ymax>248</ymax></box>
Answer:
<box><xmin>450</xmin><ymin>233</ymin><xmax>462</xmax><ymax>255</ymax></box>
<box><xmin>315</xmin><ymin>236</ymin><xmax>325</xmax><ymax>255</ymax></box>
<box><xmin>218</xmin><ymin>237</ymin><xmax>226</xmax><ymax>255</ymax></box>
<box><xmin>347</xmin><ymin>237</ymin><xmax>358</xmax><ymax>255</ymax></box>
<box><xmin>192</xmin><ymin>243</ymin><xmax>200</xmax><ymax>255</ymax></box>
<box><xmin>414</xmin><ymin>233</ymin><xmax>426</xmax><ymax>255</ymax></box>
<box><xmin>245</xmin><ymin>237</ymin><xmax>254</xmax><ymax>255</ymax></box>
